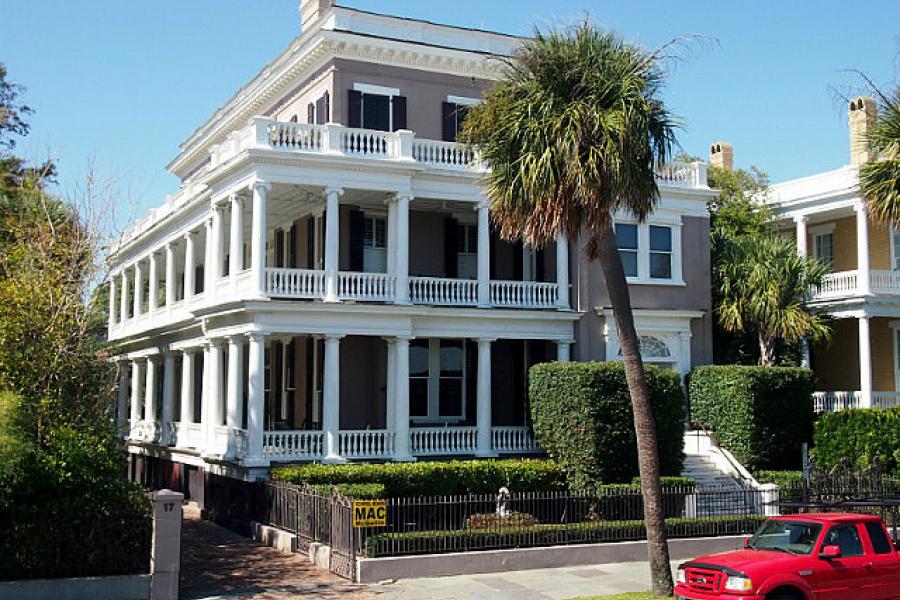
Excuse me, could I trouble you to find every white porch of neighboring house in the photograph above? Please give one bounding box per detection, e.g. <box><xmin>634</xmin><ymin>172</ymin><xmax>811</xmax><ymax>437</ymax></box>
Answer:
<box><xmin>118</xmin><ymin>333</ymin><xmax>568</xmax><ymax>466</ymax></box>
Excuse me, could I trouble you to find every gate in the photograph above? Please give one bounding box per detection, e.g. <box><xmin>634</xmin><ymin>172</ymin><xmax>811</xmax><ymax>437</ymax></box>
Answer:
<box><xmin>329</xmin><ymin>494</ymin><xmax>356</xmax><ymax>580</ymax></box>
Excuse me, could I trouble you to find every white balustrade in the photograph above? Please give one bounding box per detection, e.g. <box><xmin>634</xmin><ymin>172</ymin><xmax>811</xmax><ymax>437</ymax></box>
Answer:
<box><xmin>341</xmin><ymin>128</ymin><xmax>393</xmax><ymax>158</ymax></box>
<box><xmin>339</xmin><ymin>430</ymin><xmax>395</xmax><ymax>459</ymax></box>
<box><xmin>410</xmin><ymin>426</ymin><xmax>478</xmax><ymax>456</ymax></box>
<box><xmin>409</xmin><ymin>277</ymin><xmax>478</xmax><ymax>306</ymax></box>
<box><xmin>263</xmin><ymin>430</ymin><xmax>324</xmax><ymax>461</ymax></box>
<box><xmin>871</xmin><ymin>392</ymin><xmax>900</xmax><ymax>410</ymax></box>
<box><xmin>266</xmin><ymin>268</ymin><xmax>325</xmax><ymax>299</ymax></box>
<box><xmin>490</xmin><ymin>280</ymin><xmax>559</xmax><ymax>308</ymax></box>
<box><xmin>813</xmin><ymin>271</ymin><xmax>859</xmax><ymax>300</ymax></box>
<box><xmin>267</xmin><ymin>122</ymin><xmax>323</xmax><ymax>151</ymax></box>
<box><xmin>411</xmin><ymin>139</ymin><xmax>476</xmax><ymax>170</ymax></box>
<box><xmin>870</xmin><ymin>270</ymin><xmax>900</xmax><ymax>294</ymax></box>
<box><xmin>491</xmin><ymin>426</ymin><xmax>541</xmax><ymax>453</ymax></box>
<box><xmin>813</xmin><ymin>391</ymin><xmax>863</xmax><ymax>413</ymax></box>
<box><xmin>655</xmin><ymin>161</ymin><xmax>707</xmax><ymax>187</ymax></box>
<box><xmin>338</xmin><ymin>271</ymin><xmax>396</xmax><ymax>301</ymax></box>
<box><xmin>131</xmin><ymin>420</ymin><xmax>161</xmax><ymax>444</ymax></box>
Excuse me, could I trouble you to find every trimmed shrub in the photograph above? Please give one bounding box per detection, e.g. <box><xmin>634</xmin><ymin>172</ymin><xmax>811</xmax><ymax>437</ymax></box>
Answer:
<box><xmin>528</xmin><ymin>361</ymin><xmax>685</xmax><ymax>488</ymax></box>
<box><xmin>689</xmin><ymin>365</ymin><xmax>815</xmax><ymax>471</ymax></box>
<box><xmin>596</xmin><ymin>478</ymin><xmax>695</xmax><ymax>520</ymax></box>
<box><xmin>309</xmin><ymin>483</ymin><xmax>387</xmax><ymax>498</ymax></box>
<box><xmin>274</xmin><ymin>459</ymin><xmax>566</xmax><ymax>497</ymax></box>
<box><xmin>465</xmin><ymin>512</ymin><xmax>538</xmax><ymax>530</ymax></box>
<box><xmin>813</xmin><ymin>407</ymin><xmax>900</xmax><ymax>475</ymax></box>
<box><xmin>753</xmin><ymin>470</ymin><xmax>804</xmax><ymax>489</ymax></box>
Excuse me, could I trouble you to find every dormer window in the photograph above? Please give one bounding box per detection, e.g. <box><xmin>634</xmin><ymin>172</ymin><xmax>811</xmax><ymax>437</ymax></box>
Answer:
<box><xmin>348</xmin><ymin>84</ymin><xmax>406</xmax><ymax>132</ymax></box>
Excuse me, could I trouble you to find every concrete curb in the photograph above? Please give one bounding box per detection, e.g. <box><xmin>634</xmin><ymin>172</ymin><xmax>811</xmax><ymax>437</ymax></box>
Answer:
<box><xmin>0</xmin><ymin>574</ymin><xmax>150</xmax><ymax>600</ymax></box>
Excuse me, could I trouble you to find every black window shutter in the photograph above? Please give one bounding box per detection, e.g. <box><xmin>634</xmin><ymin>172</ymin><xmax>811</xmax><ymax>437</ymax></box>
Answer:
<box><xmin>444</xmin><ymin>218</ymin><xmax>459</xmax><ymax>278</ymax></box>
<box><xmin>513</xmin><ymin>241</ymin><xmax>524</xmax><ymax>281</ymax></box>
<box><xmin>536</xmin><ymin>249</ymin><xmax>546</xmax><ymax>282</ymax></box>
<box><xmin>442</xmin><ymin>101</ymin><xmax>457</xmax><ymax>142</ymax></box>
<box><xmin>307</xmin><ymin>103</ymin><xmax>315</xmax><ymax>125</ymax></box>
<box><xmin>349</xmin><ymin>209</ymin><xmax>365</xmax><ymax>272</ymax></box>
<box><xmin>392</xmin><ymin>95</ymin><xmax>407</xmax><ymax>131</ymax></box>
<box><xmin>323</xmin><ymin>91</ymin><xmax>330</xmax><ymax>123</ymax></box>
<box><xmin>307</xmin><ymin>218</ymin><xmax>315</xmax><ymax>269</ymax></box>
<box><xmin>275</xmin><ymin>229</ymin><xmax>285</xmax><ymax>268</ymax></box>
<box><xmin>348</xmin><ymin>90</ymin><xmax>363</xmax><ymax>128</ymax></box>
<box><xmin>289</xmin><ymin>223</ymin><xmax>298</xmax><ymax>268</ymax></box>
<box><xmin>195</xmin><ymin>266</ymin><xmax>204</xmax><ymax>294</ymax></box>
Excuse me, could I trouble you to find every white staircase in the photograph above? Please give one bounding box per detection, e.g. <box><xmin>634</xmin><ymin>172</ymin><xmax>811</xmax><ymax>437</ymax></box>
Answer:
<box><xmin>683</xmin><ymin>430</ymin><xmax>760</xmax><ymax>516</ymax></box>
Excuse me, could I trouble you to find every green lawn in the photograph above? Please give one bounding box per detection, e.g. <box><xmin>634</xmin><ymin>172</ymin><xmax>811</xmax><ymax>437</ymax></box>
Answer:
<box><xmin>569</xmin><ymin>594</ymin><xmax>672</xmax><ymax>600</ymax></box>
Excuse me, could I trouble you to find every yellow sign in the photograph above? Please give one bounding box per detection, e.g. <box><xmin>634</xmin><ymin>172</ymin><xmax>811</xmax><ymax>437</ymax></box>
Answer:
<box><xmin>352</xmin><ymin>499</ymin><xmax>387</xmax><ymax>527</ymax></box>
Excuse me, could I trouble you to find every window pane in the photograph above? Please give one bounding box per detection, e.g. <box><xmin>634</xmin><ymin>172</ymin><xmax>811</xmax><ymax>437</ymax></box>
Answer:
<box><xmin>865</xmin><ymin>522</ymin><xmax>893</xmax><ymax>554</ymax></box>
<box><xmin>620</xmin><ymin>250</ymin><xmax>638</xmax><ymax>278</ymax></box>
<box><xmin>362</xmin><ymin>94</ymin><xmax>390</xmax><ymax>131</ymax></box>
<box><xmin>894</xmin><ymin>230</ymin><xmax>900</xmax><ymax>269</ymax></box>
<box><xmin>410</xmin><ymin>341</ymin><xmax>429</xmax><ymax>377</ymax></box>
<box><xmin>649</xmin><ymin>226</ymin><xmax>672</xmax><ymax>252</ymax></box>
<box><xmin>410</xmin><ymin>379</ymin><xmax>428</xmax><ymax>417</ymax></box>
<box><xmin>615</xmin><ymin>223</ymin><xmax>638</xmax><ymax>250</ymax></box>
<box><xmin>440</xmin><ymin>341</ymin><xmax>463</xmax><ymax>377</ymax></box>
<box><xmin>439</xmin><ymin>379</ymin><xmax>463</xmax><ymax>417</ymax></box>
<box><xmin>650</xmin><ymin>252</ymin><xmax>672</xmax><ymax>279</ymax></box>
<box><xmin>824</xmin><ymin>525</ymin><xmax>864</xmax><ymax>557</ymax></box>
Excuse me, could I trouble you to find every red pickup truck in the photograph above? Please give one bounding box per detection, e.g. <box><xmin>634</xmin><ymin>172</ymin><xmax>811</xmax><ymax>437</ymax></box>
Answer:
<box><xmin>675</xmin><ymin>513</ymin><xmax>900</xmax><ymax>600</ymax></box>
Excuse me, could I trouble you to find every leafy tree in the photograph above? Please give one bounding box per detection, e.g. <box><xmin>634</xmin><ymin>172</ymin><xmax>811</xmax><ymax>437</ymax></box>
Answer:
<box><xmin>0</xmin><ymin>62</ymin><xmax>32</xmax><ymax>151</ymax></box>
<box><xmin>860</xmin><ymin>87</ymin><xmax>900</xmax><ymax>223</ymax></box>
<box><xmin>717</xmin><ymin>234</ymin><xmax>831</xmax><ymax>366</ymax></box>
<box><xmin>463</xmin><ymin>24</ymin><xmax>679</xmax><ymax>596</ymax></box>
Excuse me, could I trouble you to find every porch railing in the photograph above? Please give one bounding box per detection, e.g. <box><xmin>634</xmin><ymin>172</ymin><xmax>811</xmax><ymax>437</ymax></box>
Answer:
<box><xmin>409</xmin><ymin>426</ymin><xmax>478</xmax><ymax>456</ymax></box>
<box><xmin>872</xmin><ymin>392</ymin><xmax>900</xmax><ymax>410</ymax></box>
<box><xmin>411</xmin><ymin>139</ymin><xmax>477</xmax><ymax>170</ymax></box>
<box><xmin>491</xmin><ymin>426</ymin><xmax>541</xmax><ymax>453</ymax></box>
<box><xmin>811</xmin><ymin>269</ymin><xmax>900</xmax><ymax>301</ymax></box>
<box><xmin>490</xmin><ymin>280</ymin><xmax>559</xmax><ymax>308</ymax></box>
<box><xmin>263</xmin><ymin>430</ymin><xmax>324</xmax><ymax>460</ymax></box>
<box><xmin>266</xmin><ymin>268</ymin><xmax>324</xmax><ymax>299</ymax></box>
<box><xmin>338</xmin><ymin>271</ymin><xmax>396</xmax><ymax>302</ymax></box>
<box><xmin>339</xmin><ymin>430</ymin><xmax>395</xmax><ymax>460</ymax></box>
<box><xmin>408</xmin><ymin>276</ymin><xmax>478</xmax><ymax>306</ymax></box>
<box><xmin>813</xmin><ymin>391</ymin><xmax>863</xmax><ymax>413</ymax></box>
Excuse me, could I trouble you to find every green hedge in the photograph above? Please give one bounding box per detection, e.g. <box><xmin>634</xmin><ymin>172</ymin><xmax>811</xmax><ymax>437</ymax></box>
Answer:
<box><xmin>753</xmin><ymin>470</ymin><xmax>804</xmax><ymax>489</ymax></box>
<box><xmin>274</xmin><ymin>459</ymin><xmax>567</xmax><ymax>497</ymax></box>
<box><xmin>364</xmin><ymin>515</ymin><xmax>767</xmax><ymax>558</ymax></box>
<box><xmin>689</xmin><ymin>365</ymin><xmax>815</xmax><ymax>471</ymax></box>
<box><xmin>309</xmin><ymin>483</ymin><xmax>387</xmax><ymax>498</ymax></box>
<box><xmin>813</xmin><ymin>407</ymin><xmax>900</xmax><ymax>475</ymax></box>
<box><xmin>528</xmin><ymin>361</ymin><xmax>685</xmax><ymax>488</ymax></box>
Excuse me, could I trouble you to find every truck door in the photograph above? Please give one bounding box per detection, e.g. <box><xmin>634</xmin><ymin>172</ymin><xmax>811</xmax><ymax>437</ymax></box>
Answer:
<box><xmin>812</xmin><ymin>524</ymin><xmax>873</xmax><ymax>600</ymax></box>
<box><xmin>861</xmin><ymin>521</ymin><xmax>900</xmax><ymax>600</ymax></box>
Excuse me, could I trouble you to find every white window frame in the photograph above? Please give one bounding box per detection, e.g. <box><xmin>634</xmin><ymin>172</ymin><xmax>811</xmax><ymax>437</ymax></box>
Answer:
<box><xmin>353</xmin><ymin>83</ymin><xmax>401</xmax><ymax>131</ymax></box>
<box><xmin>613</xmin><ymin>217</ymin><xmax>684</xmax><ymax>286</ymax></box>
<box><xmin>810</xmin><ymin>223</ymin><xmax>836</xmax><ymax>270</ymax></box>
<box><xmin>457</xmin><ymin>222</ymin><xmax>478</xmax><ymax>280</ymax></box>
<box><xmin>446</xmin><ymin>95</ymin><xmax>481</xmax><ymax>107</ymax></box>
<box><xmin>363</xmin><ymin>213</ymin><xmax>387</xmax><ymax>273</ymax></box>
<box><xmin>600</xmin><ymin>308</ymin><xmax>703</xmax><ymax>378</ymax></box>
<box><xmin>410</xmin><ymin>338</ymin><xmax>467</xmax><ymax>424</ymax></box>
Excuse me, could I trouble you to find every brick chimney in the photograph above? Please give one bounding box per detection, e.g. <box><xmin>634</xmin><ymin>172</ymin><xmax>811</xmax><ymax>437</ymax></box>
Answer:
<box><xmin>709</xmin><ymin>141</ymin><xmax>734</xmax><ymax>171</ymax></box>
<box><xmin>849</xmin><ymin>96</ymin><xmax>877</xmax><ymax>167</ymax></box>
<box><xmin>300</xmin><ymin>0</ymin><xmax>335</xmax><ymax>31</ymax></box>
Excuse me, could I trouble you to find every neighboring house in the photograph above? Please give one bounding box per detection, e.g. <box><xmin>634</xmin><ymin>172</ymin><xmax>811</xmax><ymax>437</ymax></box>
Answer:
<box><xmin>765</xmin><ymin>96</ymin><xmax>900</xmax><ymax>413</ymax></box>
<box><xmin>109</xmin><ymin>0</ymin><xmax>714</xmax><ymax>483</ymax></box>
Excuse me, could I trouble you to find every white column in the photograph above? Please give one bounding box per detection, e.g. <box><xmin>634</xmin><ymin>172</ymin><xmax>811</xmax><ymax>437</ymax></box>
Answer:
<box><xmin>556</xmin><ymin>340</ymin><xmax>572</xmax><ymax>362</ymax></box>
<box><xmin>395</xmin><ymin>193</ymin><xmax>411</xmax><ymax>304</ymax></box>
<box><xmin>130</xmin><ymin>360</ymin><xmax>143</xmax><ymax>436</ymax></box>
<box><xmin>211</xmin><ymin>203</ymin><xmax>225</xmax><ymax>283</ymax></box>
<box><xmin>226</xmin><ymin>336</ymin><xmax>244</xmax><ymax>429</ymax></box>
<box><xmin>108</xmin><ymin>274</ymin><xmax>118</xmax><ymax>330</ymax></box>
<box><xmin>229</xmin><ymin>194</ymin><xmax>244</xmax><ymax>278</ymax></box>
<box><xmin>245</xmin><ymin>333</ymin><xmax>267</xmax><ymax>466</ymax></box>
<box><xmin>794</xmin><ymin>215</ymin><xmax>808</xmax><ymax>257</ymax></box>
<box><xmin>206</xmin><ymin>340</ymin><xmax>224</xmax><ymax>453</ymax></box>
<box><xmin>204</xmin><ymin>217</ymin><xmax>214</xmax><ymax>292</ymax></box>
<box><xmin>386</xmin><ymin>200</ymin><xmax>397</xmax><ymax>278</ymax></box>
<box><xmin>856</xmin><ymin>203</ymin><xmax>871</xmax><ymax>295</ymax></box>
<box><xmin>184</xmin><ymin>231</ymin><xmax>196</xmax><ymax>301</ymax></box>
<box><xmin>477</xmin><ymin>202</ymin><xmax>490</xmax><ymax>307</ymax></box>
<box><xmin>180</xmin><ymin>350</ymin><xmax>195</xmax><ymax>426</ymax></box>
<box><xmin>165</xmin><ymin>242</ymin><xmax>176</xmax><ymax>307</ymax></box>
<box><xmin>133</xmin><ymin>261</ymin><xmax>143</xmax><ymax>318</ymax></box>
<box><xmin>393</xmin><ymin>336</ymin><xmax>414</xmax><ymax>461</ymax></box>
<box><xmin>145</xmin><ymin>356</ymin><xmax>159</xmax><ymax>442</ymax></box>
<box><xmin>556</xmin><ymin>234</ymin><xmax>569</xmax><ymax>309</ymax></box>
<box><xmin>161</xmin><ymin>352</ymin><xmax>176</xmax><ymax>446</ymax></box>
<box><xmin>322</xmin><ymin>334</ymin><xmax>345</xmax><ymax>462</ymax></box>
<box><xmin>120</xmin><ymin>270</ymin><xmax>130</xmax><ymax>322</ymax></box>
<box><xmin>250</xmin><ymin>181</ymin><xmax>271</xmax><ymax>298</ymax></box>
<box><xmin>385</xmin><ymin>338</ymin><xmax>396</xmax><ymax>433</ymax></box>
<box><xmin>859</xmin><ymin>316</ymin><xmax>873</xmax><ymax>408</ymax></box>
<box><xmin>324</xmin><ymin>187</ymin><xmax>343</xmax><ymax>302</ymax></box>
<box><xmin>476</xmin><ymin>338</ymin><xmax>495</xmax><ymax>457</ymax></box>
<box><xmin>148</xmin><ymin>252</ymin><xmax>159</xmax><ymax>313</ymax></box>
<box><xmin>116</xmin><ymin>361</ymin><xmax>129</xmax><ymax>434</ymax></box>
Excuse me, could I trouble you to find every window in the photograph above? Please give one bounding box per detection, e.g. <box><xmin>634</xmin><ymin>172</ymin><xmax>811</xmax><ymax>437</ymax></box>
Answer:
<box><xmin>865</xmin><ymin>522</ymin><xmax>894</xmax><ymax>555</ymax></box>
<box><xmin>442</xmin><ymin>103</ymin><xmax>470</xmax><ymax>142</ymax></box>
<box><xmin>649</xmin><ymin>226</ymin><xmax>672</xmax><ymax>279</ymax></box>
<box><xmin>617</xmin><ymin>335</ymin><xmax>675</xmax><ymax>371</ymax></box>
<box><xmin>457</xmin><ymin>223</ymin><xmax>478</xmax><ymax>279</ymax></box>
<box><xmin>363</xmin><ymin>216</ymin><xmax>387</xmax><ymax>273</ymax></box>
<box><xmin>823</xmin><ymin>524</ymin><xmax>864</xmax><ymax>557</ymax></box>
<box><xmin>814</xmin><ymin>232</ymin><xmax>835</xmax><ymax>271</ymax></box>
<box><xmin>349</xmin><ymin>85</ymin><xmax>406</xmax><ymax>132</ymax></box>
<box><xmin>616</xmin><ymin>223</ymin><xmax>639</xmax><ymax>277</ymax></box>
<box><xmin>409</xmin><ymin>339</ymin><xmax>466</xmax><ymax>422</ymax></box>
<box><xmin>892</xmin><ymin>226</ymin><xmax>900</xmax><ymax>270</ymax></box>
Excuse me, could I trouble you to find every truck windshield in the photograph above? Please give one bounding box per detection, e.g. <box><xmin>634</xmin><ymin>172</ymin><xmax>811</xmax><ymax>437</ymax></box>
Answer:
<box><xmin>748</xmin><ymin>520</ymin><xmax>822</xmax><ymax>555</ymax></box>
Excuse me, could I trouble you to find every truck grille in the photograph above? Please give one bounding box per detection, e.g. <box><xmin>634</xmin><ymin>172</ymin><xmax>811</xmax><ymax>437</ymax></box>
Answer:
<box><xmin>685</xmin><ymin>566</ymin><xmax>723</xmax><ymax>592</ymax></box>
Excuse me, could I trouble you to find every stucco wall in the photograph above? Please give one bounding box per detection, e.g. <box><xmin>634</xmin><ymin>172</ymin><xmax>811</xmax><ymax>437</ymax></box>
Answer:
<box><xmin>812</xmin><ymin>318</ymin><xmax>860</xmax><ymax>390</ymax></box>
<box><xmin>872</xmin><ymin>317</ymin><xmax>895</xmax><ymax>392</ymax></box>
<box><xmin>409</xmin><ymin>210</ymin><xmax>446</xmax><ymax>277</ymax></box>
<box><xmin>340</xmin><ymin>336</ymin><xmax>387</xmax><ymax>429</ymax></box>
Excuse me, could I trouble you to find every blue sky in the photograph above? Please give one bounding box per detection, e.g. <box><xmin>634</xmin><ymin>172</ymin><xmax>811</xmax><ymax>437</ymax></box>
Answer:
<box><xmin>2</xmin><ymin>1</ymin><xmax>898</xmax><ymax>216</ymax></box>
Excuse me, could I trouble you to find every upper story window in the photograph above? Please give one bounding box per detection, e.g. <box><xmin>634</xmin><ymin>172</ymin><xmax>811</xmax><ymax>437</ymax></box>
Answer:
<box><xmin>409</xmin><ymin>339</ymin><xmax>466</xmax><ymax>423</ymax></box>
<box><xmin>892</xmin><ymin>226</ymin><xmax>900</xmax><ymax>270</ymax></box>
<box><xmin>306</xmin><ymin>91</ymin><xmax>330</xmax><ymax>125</ymax></box>
<box><xmin>457</xmin><ymin>223</ymin><xmax>478</xmax><ymax>279</ymax></box>
<box><xmin>810</xmin><ymin>224</ymin><xmax>835</xmax><ymax>272</ymax></box>
<box><xmin>442</xmin><ymin>96</ymin><xmax>480</xmax><ymax>142</ymax></box>
<box><xmin>362</xmin><ymin>214</ymin><xmax>387</xmax><ymax>273</ymax></box>
<box><xmin>614</xmin><ymin>220</ymin><xmax>682</xmax><ymax>284</ymax></box>
<box><xmin>348</xmin><ymin>84</ymin><xmax>406</xmax><ymax>132</ymax></box>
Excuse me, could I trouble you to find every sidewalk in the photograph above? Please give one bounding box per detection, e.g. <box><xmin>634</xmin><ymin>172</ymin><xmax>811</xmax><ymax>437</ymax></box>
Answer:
<box><xmin>179</xmin><ymin>503</ymin><xmax>377</xmax><ymax>600</ymax></box>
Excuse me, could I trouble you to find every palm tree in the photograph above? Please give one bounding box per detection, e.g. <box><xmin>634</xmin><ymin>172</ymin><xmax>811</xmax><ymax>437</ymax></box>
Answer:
<box><xmin>860</xmin><ymin>88</ymin><xmax>900</xmax><ymax>223</ymax></box>
<box><xmin>716</xmin><ymin>234</ymin><xmax>831</xmax><ymax>366</ymax></box>
<box><xmin>462</xmin><ymin>24</ymin><xmax>679</xmax><ymax>596</ymax></box>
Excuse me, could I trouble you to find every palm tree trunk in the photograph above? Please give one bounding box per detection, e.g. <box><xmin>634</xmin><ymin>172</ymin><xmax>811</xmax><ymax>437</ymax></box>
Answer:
<box><xmin>595</xmin><ymin>221</ymin><xmax>674</xmax><ymax>597</ymax></box>
<box><xmin>758</xmin><ymin>328</ymin><xmax>777</xmax><ymax>366</ymax></box>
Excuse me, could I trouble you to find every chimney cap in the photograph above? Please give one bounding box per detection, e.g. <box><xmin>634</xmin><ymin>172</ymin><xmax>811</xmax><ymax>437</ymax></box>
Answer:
<box><xmin>709</xmin><ymin>141</ymin><xmax>734</xmax><ymax>171</ymax></box>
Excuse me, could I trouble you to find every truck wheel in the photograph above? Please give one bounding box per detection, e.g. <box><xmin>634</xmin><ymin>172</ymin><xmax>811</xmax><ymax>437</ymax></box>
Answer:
<box><xmin>768</xmin><ymin>593</ymin><xmax>801</xmax><ymax>600</ymax></box>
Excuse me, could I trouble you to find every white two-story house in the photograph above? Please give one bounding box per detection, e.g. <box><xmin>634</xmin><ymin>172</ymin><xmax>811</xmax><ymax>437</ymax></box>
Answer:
<box><xmin>109</xmin><ymin>0</ymin><xmax>715</xmax><ymax>484</ymax></box>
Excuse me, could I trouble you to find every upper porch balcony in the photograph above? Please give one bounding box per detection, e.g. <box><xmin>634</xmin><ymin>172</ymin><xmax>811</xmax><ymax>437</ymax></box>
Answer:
<box><xmin>812</xmin><ymin>270</ymin><xmax>900</xmax><ymax>302</ymax></box>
